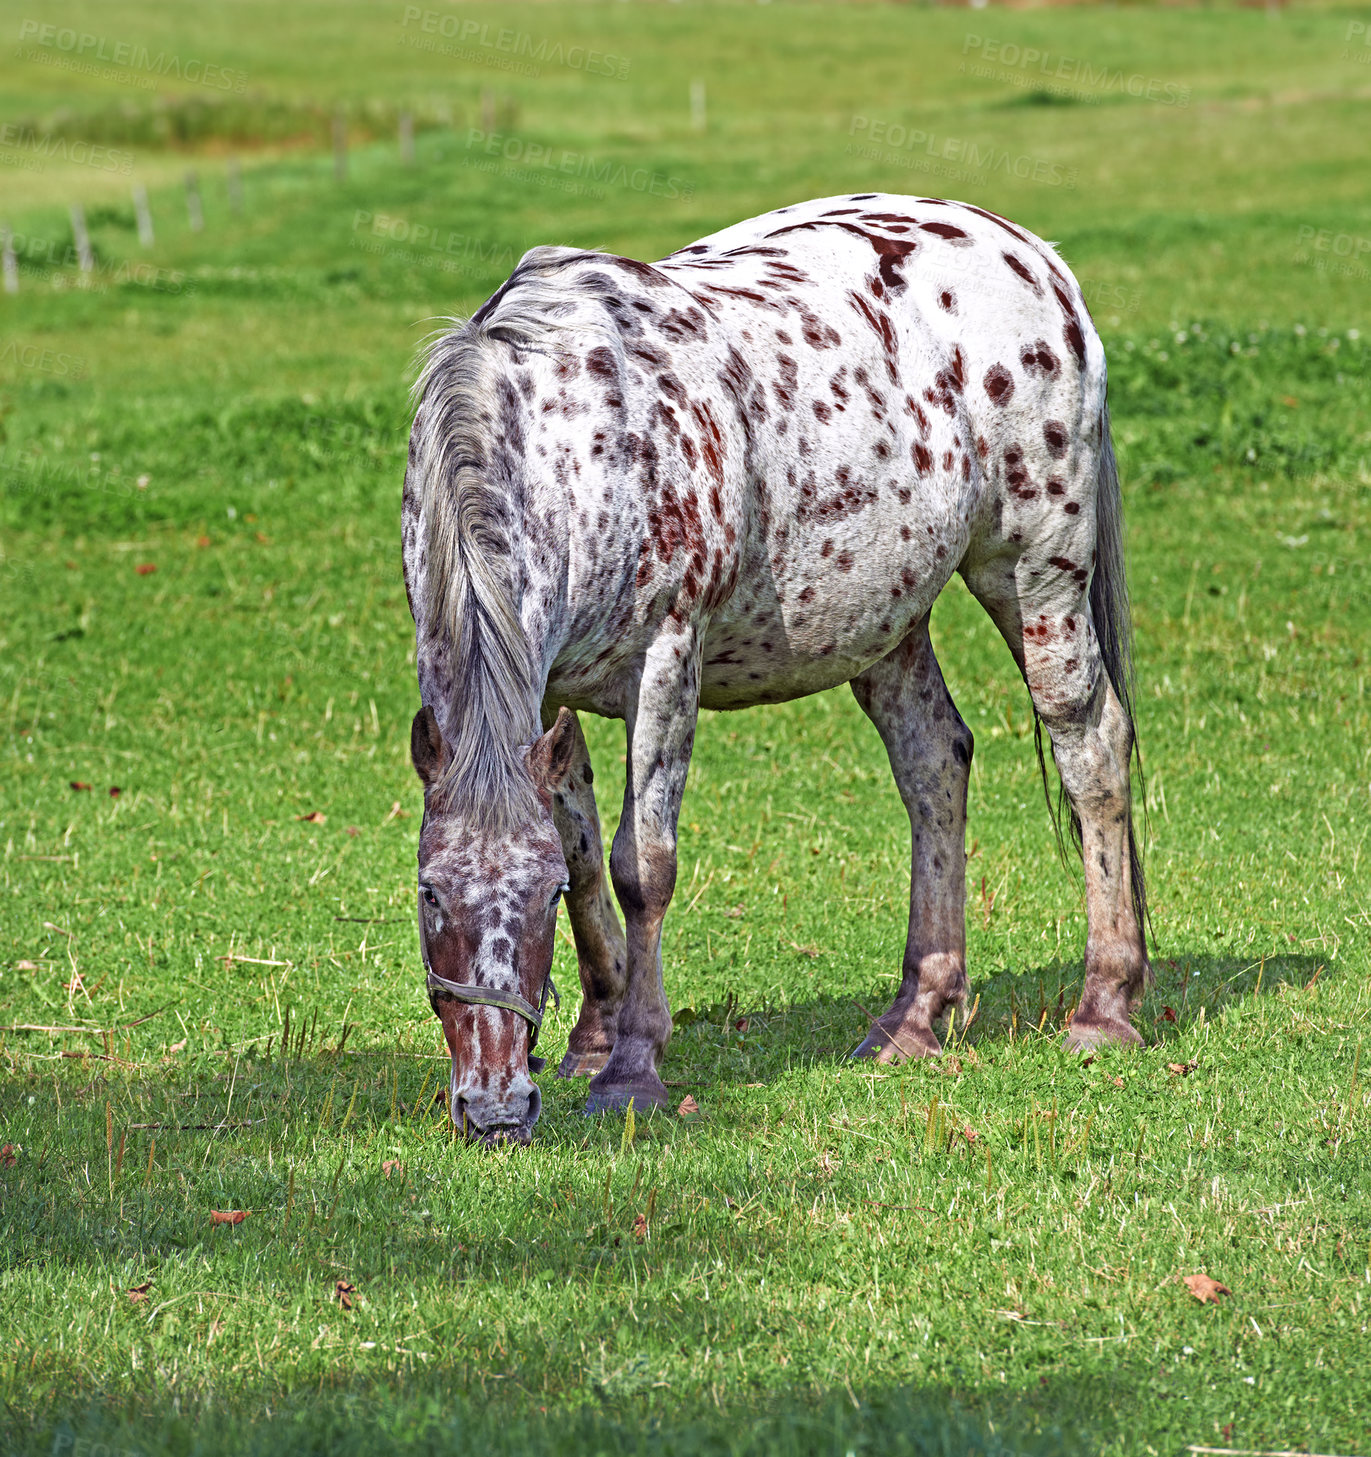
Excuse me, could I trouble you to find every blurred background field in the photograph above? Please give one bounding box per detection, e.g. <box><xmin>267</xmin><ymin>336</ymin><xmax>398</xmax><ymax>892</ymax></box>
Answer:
<box><xmin>1</xmin><ymin>3</ymin><xmax>1369</xmax><ymax>1455</ymax></box>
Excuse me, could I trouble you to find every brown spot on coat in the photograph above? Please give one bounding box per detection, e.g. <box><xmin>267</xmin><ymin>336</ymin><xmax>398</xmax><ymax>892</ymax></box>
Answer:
<box><xmin>1002</xmin><ymin>252</ymin><xmax>1042</xmax><ymax>294</ymax></box>
<box><xmin>983</xmin><ymin>365</ymin><xmax>1014</xmax><ymax>406</ymax></box>
<box><xmin>920</xmin><ymin>222</ymin><xmax>971</xmax><ymax>242</ymax></box>
<box><xmin>1020</xmin><ymin>340</ymin><xmax>1059</xmax><ymax>377</ymax></box>
<box><xmin>1005</xmin><ymin>445</ymin><xmax>1035</xmax><ymax>500</ymax></box>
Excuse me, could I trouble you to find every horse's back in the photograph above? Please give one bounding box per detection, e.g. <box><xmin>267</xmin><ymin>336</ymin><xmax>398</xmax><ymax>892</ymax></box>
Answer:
<box><xmin>644</xmin><ymin>195</ymin><xmax>1107</xmax><ymax>707</ymax></box>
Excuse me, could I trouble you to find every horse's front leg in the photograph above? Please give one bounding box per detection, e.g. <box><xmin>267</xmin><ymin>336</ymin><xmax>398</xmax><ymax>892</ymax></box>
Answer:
<box><xmin>541</xmin><ymin>705</ymin><xmax>629</xmax><ymax>1080</ymax></box>
<box><xmin>587</xmin><ymin>629</ymin><xmax>701</xmax><ymax>1114</ymax></box>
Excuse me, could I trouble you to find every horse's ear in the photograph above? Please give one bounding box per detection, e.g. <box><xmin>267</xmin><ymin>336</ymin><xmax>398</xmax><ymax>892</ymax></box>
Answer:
<box><xmin>528</xmin><ymin>706</ymin><xmax>579</xmax><ymax>793</ymax></box>
<box><xmin>411</xmin><ymin>705</ymin><xmax>449</xmax><ymax>786</ymax></box>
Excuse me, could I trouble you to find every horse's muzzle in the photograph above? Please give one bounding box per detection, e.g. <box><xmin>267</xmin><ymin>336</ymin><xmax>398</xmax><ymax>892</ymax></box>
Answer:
<box><xmin>451</xmin><ymin>1083</ymin><xmax>542</xmax><ymax>1148</ymax></box>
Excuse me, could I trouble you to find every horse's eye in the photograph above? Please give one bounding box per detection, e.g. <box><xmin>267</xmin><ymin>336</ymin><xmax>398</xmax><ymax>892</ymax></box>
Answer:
<box><xmin>551</xmin><ymin>882</ymin><xmax>569</xmax><ymax>907</ymax></box>
<box><xmin>422</xmin><ymin>886</ymin><xmax>439</xmax><ymax>908</ymax></box>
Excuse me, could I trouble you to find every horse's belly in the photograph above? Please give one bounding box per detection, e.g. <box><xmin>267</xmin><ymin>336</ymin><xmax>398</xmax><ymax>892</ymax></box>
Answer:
<box><xmin>698</xmin><ymin>552</ymin><xmax>949</xmax><ymax>709</ymax></box>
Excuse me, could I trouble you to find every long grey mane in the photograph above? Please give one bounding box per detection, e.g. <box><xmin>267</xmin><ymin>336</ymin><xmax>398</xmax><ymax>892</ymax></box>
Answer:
<box><xmin>409</xmin><ymin>246</ymin><xmax>621</xmax><ymax>830</ymax></box>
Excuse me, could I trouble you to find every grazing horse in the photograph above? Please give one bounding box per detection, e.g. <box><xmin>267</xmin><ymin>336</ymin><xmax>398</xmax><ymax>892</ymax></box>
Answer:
<box><xmin>402</xmin><ymin>193</ymin><xmax>1148</xmax><ymax>1146</ymax></box>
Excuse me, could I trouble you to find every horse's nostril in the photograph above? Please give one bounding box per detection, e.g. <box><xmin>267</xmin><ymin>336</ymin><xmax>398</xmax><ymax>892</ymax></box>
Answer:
<box><xmin>451</xmin><ymin>1093</ymin><xmax>475</xmax><ymax>1135</ymax></box>
<box><xmin>525</xmin><ymin>1083</ymin><xmax>542</xmax><ymax>1126</ymax></box>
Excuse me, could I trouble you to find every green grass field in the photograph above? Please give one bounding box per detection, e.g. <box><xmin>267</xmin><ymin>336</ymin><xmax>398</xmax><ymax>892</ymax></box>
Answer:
<box><xmin>2</xmin><ymin>3</ymin><xmax>1370</xmax><ymax>1453</ymax></box>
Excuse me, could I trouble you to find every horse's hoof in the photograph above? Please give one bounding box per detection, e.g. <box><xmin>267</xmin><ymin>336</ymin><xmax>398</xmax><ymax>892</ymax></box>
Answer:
<box><xmin>851</xmin><ymin>1022</ymin><xmax>941</xmax><ymax>1063</ymax></box>
<box><xmin>583</xmin><ymin>1078</ymin><xmax>669</xmax><ymax>1115</ymax></box>
<box><xmin>555</xmin><ymin>1049</ymin><xmax>609</xmax><ymax>1079</ymax></box>
<box><xmin>1063</xmin><ymin>1018</ymin><xmax>1144</xmax><ymax>1053</ymax></box>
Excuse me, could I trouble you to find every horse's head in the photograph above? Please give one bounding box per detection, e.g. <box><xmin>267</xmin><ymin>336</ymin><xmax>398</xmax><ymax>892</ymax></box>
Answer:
<box><xmin>410</xmin><ymin>704</ymin><xmax>578</xmax><ymax>1146</ymax></box>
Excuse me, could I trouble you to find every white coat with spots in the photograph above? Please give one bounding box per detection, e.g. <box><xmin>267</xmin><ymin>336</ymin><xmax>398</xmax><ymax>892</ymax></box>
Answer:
<box><xmin>403</xmin><ymin>193</ymin><xmax>1149</xmax><ymax>1142</ymax></box>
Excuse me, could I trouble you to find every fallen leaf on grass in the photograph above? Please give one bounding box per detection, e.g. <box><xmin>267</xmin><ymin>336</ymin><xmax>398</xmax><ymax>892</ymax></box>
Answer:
<box><xmin>723</xmin><ymin>904</ymin><xmax>747</xmax><ymax>919</ymax></box>
<box><xmin>134</xmin><ymin>563</ymin><xmax>156</xmax><ymax>576</ymax></box>
<box><xmin>962</xmin><ymin>1126</ymin><xmax>979</xmax><ymax>1144</ymax></box>
<box><xmin>0</xmin><ymin>1144</ymin><xmax>17</xmax><ymax>1167</ymax></box>
<box><xmin>345</xmin><ymin>826</ymin><xmax>359</xmax><ymax>838</ymax></box>
<box><xmin>70</xmin><ymin>781</ymin><xmax>92</xmax><ymax>792</ymax></box>
<box><xmin>335</xmin><ymin>1280</ymin><xmax>356</xmax><ymax>1310</ymax></box>
<box><xmin>676</xmin><ymin>1094</ymin><xmax>700</xmax><ymax>1119</ymax></box>
<box><xmin>109</xmin><ymin>786</ymin><xmax>122</xmax><ymax>797</ymax></box>
<box><xmin>167</xmin><ymin>1039</ymin><xmax>187</xmax><ymax>1055</ymax></box>
<box><xmin>210</xmin><ymin>1210</ymin><xmax>249</xmax><ymax>1226</ymax></box>
<box><xmin>788</xmin><ymin>941</ymin><xmax>823</xmax><ymax>959</ymax></box>
<box><xmin>734</xmin><ymin>1018</ymin><xmax>749</xmax><ymax>1034</ymax></box>
<box><xmin>1183</xmin><ymin>1272</ymin><xmax>1231</xmax><ymax>1304</ymax></box>
<box><xmin>382</xmin><ymin>1160</ymin><xmax>403</xmax><ymax>1179</ymax></box>
<box><xmin>297</xmin><ymin>811</ymin><xmax>326</xmax><ymax>824</ymax></box>
<box><xmin>1167</xmin><ymin>1060</ymin><xmax>1199</xmax><ymax>1077</ymax></box>
<box><xmin>1105</xmin><ymin>1073</ymin><xmax>1124</xmax><ymax>1088</ymax></box>
<box><xmin>631</xmin><ymin>1214</ymin><xmax>648</xmax><ymax>1240</ymax></box>
<box><xmin>196</xmin><ymin>535</ymin><xmax>212</xmax><ymax>548</ymax></box>
<box><xmin>1159</xmin><ymin>1006</ymin><xmax>1177</xmax><ymax>1023</ymax></box>
<box><xmin>15</xmin><ymin>960</ymin><xmax>41</xmax><ymax>972</ymax></box>
<box><xmin>126</xmin><ymin>1281</ymin><xmax>152</xmax><ymax>1304</ymax></box>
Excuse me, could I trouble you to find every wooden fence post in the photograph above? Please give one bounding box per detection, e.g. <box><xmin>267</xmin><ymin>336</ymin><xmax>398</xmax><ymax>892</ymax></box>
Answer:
<box><xmin>185</xmin><ymin>171</ymin><xmax>204</xmax><ymax>232</ymax></box>
<box><xmin>133</xmin><ymin>184</ymin><xmax>154</xmax><ymax>247</ymax></box>
<box><xmin>1</xmin><ymin>225</ymin><xmax>17</xmax><ymax>295</ymax></box>
<box><xmin>333</xmin><ymin>111</ymin><xmax>348</xmax><ymax>181</ymax></box>
<box><xmin>690</xmin><ymin>79</ymin><xmax>706</xmax><ymax>133</ymax></box>
<box><xmin>70</xmin><ymin>203</ymin><xmax>94</xmax><ymax>275</ymax></box>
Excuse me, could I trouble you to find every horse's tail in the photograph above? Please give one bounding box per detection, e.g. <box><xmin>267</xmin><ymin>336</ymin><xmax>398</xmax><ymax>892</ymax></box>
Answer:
<box><xmin>1034</xmin><ymin>404</ymin><xmax>1148</xmax><ymax>941</ymax></box>
<box><xmin>1091</xmin><ymin>406</ymin><xmax>1147</xmax><ymax>939</ymax></box>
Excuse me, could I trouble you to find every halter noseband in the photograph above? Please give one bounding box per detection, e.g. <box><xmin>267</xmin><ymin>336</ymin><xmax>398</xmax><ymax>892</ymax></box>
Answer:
<box><xmin>419</xmin><ymin>893</ymin><xmax>559</xmax><ymax>1066</ymax></box>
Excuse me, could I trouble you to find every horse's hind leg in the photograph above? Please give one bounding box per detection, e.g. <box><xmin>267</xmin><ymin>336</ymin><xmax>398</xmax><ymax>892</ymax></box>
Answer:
<box><xmin>850</xmin><ymin>616</ymin><xmax>972</xmax><ymax>1062</ymax></box>
<box><xmin>962</xmin><ymin>561</ymin><xmax>1148</xmax><ymax>1050</ymax></box>
<box><xmin>542</xmin><ymin>705</ymin><xmax>629</xmax><ymax>1079</ymax></box>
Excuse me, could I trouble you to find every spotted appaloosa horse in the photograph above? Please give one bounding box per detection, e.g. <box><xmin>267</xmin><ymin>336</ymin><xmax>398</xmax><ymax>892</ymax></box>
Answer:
<box><xmin>402</xmin><ymin>192</ymin><xmax>1148</xmax><ymax>1145</ymax></box>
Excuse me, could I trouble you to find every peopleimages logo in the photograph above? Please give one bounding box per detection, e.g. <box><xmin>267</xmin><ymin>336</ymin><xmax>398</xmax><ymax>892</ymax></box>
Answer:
<box><xmin>0</xmin><ymin>228</ymin><xmax>190</xmax><ymax>295</ymax></box>
<box><xmin>399</xmin><ymin>7</ymin><xmax>629</xmax><ymax>80</ymax></box>
<box><xmin>15</xmin><ymin>20</ymin><xmax>248</xmax><ymax>92</ymax></box>
<box><xmin>350</xmin><ymin>210</ymin><xmax>520</xmax><ymax>274</ymax></box>
<box><xmin>0</xmin><ymin>123</ymin><xmax>134</xmax><ymax>175</ymax></box>
<box><xmin>463</xmin><ymin>129</ymin><xmax>693</xmax><ymax>200</ymax></box>
<box><xmin>0</xmin><ymin>340</ymin><xmax>86</xmax><ymax>379</ymax></box>
<box><xmin>1294</xmin><ymin>223</ymin><xmax>1371</xmax><ymax>281</ymax></box>
<box><xmin>961</xmin><ymin>34</ymin><xmax>1191</xmax><ymax>108</ymax></box>
<box><xmin>847</xmin><ymin>117</ymin><xmax>1077</xmax><ymax>190</ymax></box>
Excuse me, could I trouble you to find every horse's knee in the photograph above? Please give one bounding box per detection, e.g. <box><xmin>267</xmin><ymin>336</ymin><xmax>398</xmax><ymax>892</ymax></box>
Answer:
<box><xmin>609</xmin><ymin>829</ymin><xmax>677</xmax><ymax>922</ymax></box>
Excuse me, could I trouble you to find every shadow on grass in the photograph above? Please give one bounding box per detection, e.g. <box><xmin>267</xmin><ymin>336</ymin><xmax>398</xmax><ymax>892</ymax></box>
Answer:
<box><xmin>659</xmin><ymin>949</ymin><xmax>1327</xmax><ymax>1078</ymax></box>
<box><xmin>22</xmin><ymin>1376</ymin><xmax>1093</xmax><ymax>1457</ymax></box>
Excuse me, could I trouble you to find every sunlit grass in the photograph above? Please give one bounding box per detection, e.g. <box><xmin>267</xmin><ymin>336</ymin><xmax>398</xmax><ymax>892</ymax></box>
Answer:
<box><xmin>1</xmin><ymin>4</ymin><xmax>1370</xmax><ymax>1454</ymax></box>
